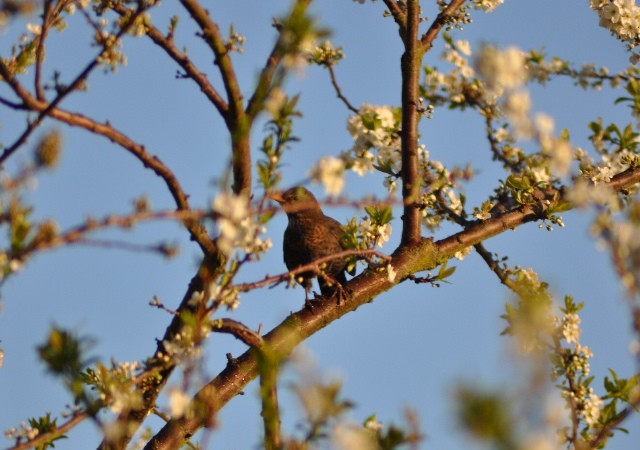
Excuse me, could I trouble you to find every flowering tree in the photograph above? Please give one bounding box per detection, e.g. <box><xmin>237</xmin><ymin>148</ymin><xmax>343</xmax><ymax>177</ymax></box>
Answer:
<box><xmin>1</xmin><ymin>1</ymin><xmax>640</xmax><ymax>449</ymax></box>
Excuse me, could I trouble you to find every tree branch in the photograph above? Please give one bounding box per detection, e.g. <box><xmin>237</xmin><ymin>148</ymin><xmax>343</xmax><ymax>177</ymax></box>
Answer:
<box><xmin>382</xmin><ymin>0</ymin><xmax>407</xmax><ymax>38</ymax></box>
<box><xmin>0</xmin><ymin>74</ymin><xmax>215</xmax><ymax>254</ymax></box>
<box><xmin>6</xmin><ymin>411</ymin><xmax>89</xmax><ymax>450</ymax></box>
<box><xmin>179</xmin><ymin>0</ymin><xmax>252</xmax><ymax>194</ymax></box>
<box><xmin>0</xmin><ymin>4</ymin><xmax>148</xmax><ymax>166</ymax></box>
<box><xmin>34</xmin><ymin>0</ymin><xmax>53</xmax><ymax>101</ymax></box>
<box><xmin>419</xmin><ymin>0</ymin><xmax>467</xmax><ymax>51</ymax></box>
<box><xmin>326</xmin><ymin>64</ymin><xmax>359</xmax><ymax>113</ymax></box>
<box><xmin>112</xmin><ymin>3</ymin><xmax>230</xmax><ymax>117</ymax></box>
<box><xmin>143</xmin><ymin>167</ymin><xmax>640</xmax><ymax>450</ymax></box>
<box><xmin>400</xmin><ymin>0</ymin><xmax>424</xmax><ymax>245</ymax></box>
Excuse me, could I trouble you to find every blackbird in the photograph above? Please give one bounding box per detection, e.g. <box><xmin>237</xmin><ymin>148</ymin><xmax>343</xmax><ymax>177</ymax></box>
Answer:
<box><xmin>272</xmin><ymin>187</ymin><xmax>348</xmax><ymax>302</ymax></box>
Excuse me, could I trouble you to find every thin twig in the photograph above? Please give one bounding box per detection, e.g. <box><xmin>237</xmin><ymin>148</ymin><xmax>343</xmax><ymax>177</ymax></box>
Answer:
<box><xmin>419</xmin><ymin>0</ymin><xmax>467</xmax><ymax>51</ymax></box>
<box><xmin>111</xmin><ymin>3</ymin><xmax>230</xmax><ymax>117</ymax></box>
<box><xmin>6</xmin><ymin>411</ymin><xmax>89</xmax><ymax>450</ymax></box>
<box><xmin>34</xmin><ymin>0</ymin><xmax>53</xmax><ymax>100</ymax></box>
<box><xmin>0</xmin><ymin>5</ymin><xmax>148</xmax><ymax>166</ymax></box>
<box><xmin>235</xmin><ymin>248</ymin><xmax>391</xmax><ymax>293</ymax></box>
<box><xmin>210</xmin><ymin>318</ymin><xmax>263</xmax><ymax>348</ymax></box>
<box><xmin>326</xmin><ymin>65</ymin><xmax>359</xmax><ymax>113</ymax></box>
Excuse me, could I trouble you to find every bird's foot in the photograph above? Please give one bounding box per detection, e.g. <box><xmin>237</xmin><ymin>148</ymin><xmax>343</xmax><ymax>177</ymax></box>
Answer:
<box><xmin>333</xmin><ymin>284</ymin><xmax>351</xmax><ymax>305</ymax></box>
<box><xmin>304</xmin><ymin>297</ymin><xmax>316</xmax><ymax>310</ymax></box>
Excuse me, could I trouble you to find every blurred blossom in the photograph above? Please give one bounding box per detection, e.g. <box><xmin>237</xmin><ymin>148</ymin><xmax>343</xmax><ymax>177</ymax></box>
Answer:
<box><xmin>476</xmin><ymin>45</ymin><xmax>527</xmax><ymax>93</ymax></box>
<box><xmin>473</xmin><ymin>0</ymin><xmax>505</xmax><ymax>12</ymax></box>
<box><xmin>310</xmin><ymin>156</ymin><xmax>346</xmax><ymax>196</ymax></box>
<box><xmin>212</xmin><ymin>193</ymin><xmax>271</xmax><ymax>257</ymax></box>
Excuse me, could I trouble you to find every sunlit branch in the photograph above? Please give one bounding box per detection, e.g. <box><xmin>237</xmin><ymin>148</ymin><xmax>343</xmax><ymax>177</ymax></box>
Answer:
<box><xmin>400</xmin><ymin>0</ymin><xmax>423</xmax><ymax>245</ymax></box>
<box><xmin>144</xmin><ymin>165</ymin><xmax>640</xmax><ymax>450</ymax></box>
<box><xmin>419</xmin><ymin>0</ymin><xmax>467</xmax><ymax>51</ymax></box>
<box><xmin>210</xmin><ymin>318</ymin><xmax>264</xmax><ymax>348</ymax></box>
<box><xmin>0</xmin><ymin>83</ymin><xmax>215</xmax><ymax>253</ymax></box>
<box><xmin>9</xmin><ymin>209</ymin><xmax>205</xmax><ymax>265</ymax></box>
<box><xmin>179</xmin><ymin>0</ymin><xmax>253</xmax><ymax>194</ymax></box>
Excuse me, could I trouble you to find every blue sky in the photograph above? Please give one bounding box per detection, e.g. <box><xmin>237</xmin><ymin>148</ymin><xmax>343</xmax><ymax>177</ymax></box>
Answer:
<box><xmin>1</xmin><ymin>1</ymin><xmax>639</xmax><ymax>449</ymax></box>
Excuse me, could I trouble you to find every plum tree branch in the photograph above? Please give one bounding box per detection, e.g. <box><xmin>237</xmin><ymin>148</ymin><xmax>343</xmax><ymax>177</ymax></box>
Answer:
<box><xmin>420</xmin><ymin>0</ymin><xmax>467</xmax><ymax>51</ymax></box>
<box><xmin>143</xmin><ymin>166</ymin><xmax>640</xmax><ymax>450</ymax></box>
<box><xmin>179</xmin><ymin>0</ymin><xmax>252</xmax><ymax>194</ymax></box>
<box><xmin>400</xmin><ymin>0</ymin><xmax>424</xmax><ymax>245</ymax></box>
<box><xmin>0</xmin><ymin>4</ymin><xmax>148</xmax><ymax>166</ymax></box>
<box><xmin>0</xmin><ymin>65</ymin><xmax>215</xmax><ymax>254</ymax></box>
<box><xmin>111</xmin><ymin>3</ymin><xmax>229</xmax><ymax>117</ymax></box>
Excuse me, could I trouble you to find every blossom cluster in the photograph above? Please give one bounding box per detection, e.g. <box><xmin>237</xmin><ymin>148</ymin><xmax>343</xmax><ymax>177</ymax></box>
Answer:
<box><xmin>310</xmin><ymin>156</ymin><xmax>346</xmax><ymax>196</ymax></box>
<box><xmin>308</xmin><ymin>40</ymin><xmax>345</xmax><ymax>66</ymax></box>
<box><xmin>476</xmin><ymin>45</ymin><xmax>527</xmax><ymax>94</ymax></box>
<box><xmin>591</xmin><ymin>0</ymin><xmax>640</xmax><ymax>47</ymax></box>
<box><xmin>472</xmin><ymin>0</ymin><xmax>505</xmax><ymax>12</ymax></box>
<box><xmin>212</xmin><ymin>193</ymin><xmax>272</xmax><ymax>258</ymax></box>
<box><xmin>343</xmin><ymin>104</ymin><xmax>402</xmax><ymax>177</ymax></box>
<box><xmin>4</xmin><ymin>422</ymin><xmax>39</xmax><ymax>441</ymax></box>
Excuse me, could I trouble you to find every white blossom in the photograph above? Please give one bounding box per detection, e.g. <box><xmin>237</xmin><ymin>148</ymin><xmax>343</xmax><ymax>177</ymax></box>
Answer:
<box><xmin>26</xmin><ymin>23</ymin><xmax>41</xmax><ymax>35</ymax></box>
<box><xmin>476</xmin><ymin>45</ymin><xmax>528</xmax><ymax>93</ymax></box>
<box><xmin>562</xmin><ymin>313</ymin><xmax>581</xmax><ymax>343</ymax></box>
<box><xmin>567</xmin><ymin>180</ymin><xmax>617</xmax><ymax>207</ymax></box>
<box><xmin>346</xmin><ymin>105</ymin><xmax>401</xmax><ymax>176</ymax></box>
<box><xmin>473</xmin><ymin>0</ymin><xmax>505</xmax><ymax>12</ymax></box>
<box><xmin>212</xmin><ymin>193</ymin><xmax>271</xmax><ymax>257</ymax></box>
<box><xmin>583</xmin><ymin>389</ymin><xmax>603</xmax><ymax>428</ymax></box>
<box><xmin>310</xmin><ymin>156</ymin><xmax>346</xmax><ymax>196</ymax></box>
<box><xmin>387</xmin><ymin>263</ymin><xmax>397</xmax><ymax>282</ymax></box>
<box><xmin>591</xmin><ymin>0</ymin><xmax>640</xmax><ymax>45</ymax></box>
<box><xmin>333</xmin><ymin>424</ymin><xmax>377</xmax><ymax>450</ymax></box>
<box><xmin>168</xmin><ymin>387</ymin><xmax>191</xmax><ymax>418</ymax></box>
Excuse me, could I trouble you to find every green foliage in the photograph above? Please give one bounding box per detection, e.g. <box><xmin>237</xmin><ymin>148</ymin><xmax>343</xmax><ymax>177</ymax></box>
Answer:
<box><xmin>293</xmin><ymin>378</ymin><xmax>354</xmax><ymax>442</ymax></box>
<box><xmin>434</xmin><ymin>260</ymin><xmax>456</xmax><ymax>282</ymax></box>
<box><xmin>27</xmin><ymin>413</ymin><xmax>67</xmax><ymax>450</ymax></box>
<box><xmin>38</xmin><ymin>327</ymin><xmax>96</xmax><ymax>406</ymax></box>
<box><xmin>455</xmin><ymin>386</ymin><xmax>516</xmax><ymax>450</ymax></box>
<box><xmin>258</xmin><ymin>94</ymin><xmax>301</xmax><ymax>191</ymax></box>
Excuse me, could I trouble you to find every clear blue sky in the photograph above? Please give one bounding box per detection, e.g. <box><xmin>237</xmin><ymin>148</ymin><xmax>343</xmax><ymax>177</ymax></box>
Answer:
<box><xmin>1</xmin><ymin>1</ymin><xmax>639</xmax><ymax>449</ymax></box>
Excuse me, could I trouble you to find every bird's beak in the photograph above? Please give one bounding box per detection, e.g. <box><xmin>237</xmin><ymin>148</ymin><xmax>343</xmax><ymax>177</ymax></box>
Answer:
<box><xmin>268</xmin><ymin>191</ymin><xmax>285</xmax><ymax>204</ymax></box>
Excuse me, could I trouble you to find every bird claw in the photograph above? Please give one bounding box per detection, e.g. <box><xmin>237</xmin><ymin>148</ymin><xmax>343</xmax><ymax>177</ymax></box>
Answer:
<box><xmin>304</xmin><ymin>297</ymin><xmax>316</xmax><ymax>310</ymax></box>
<box><xmin>334</xmin><ymin>284</ymin><xmax>351</xmax><ymax>305</ymax></box>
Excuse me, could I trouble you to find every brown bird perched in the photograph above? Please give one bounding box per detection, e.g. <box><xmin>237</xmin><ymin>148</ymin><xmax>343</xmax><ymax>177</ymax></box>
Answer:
<box><xmin>271</xmin><ymin>187</ymin><xmax>348</xmax><ymax>303</ymax></box>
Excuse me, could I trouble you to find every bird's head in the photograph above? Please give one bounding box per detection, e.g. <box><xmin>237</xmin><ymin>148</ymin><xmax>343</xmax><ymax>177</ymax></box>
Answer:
<box><xmin>270</xmin><ymin>186</ymin><xmax>322</xmax><ymax>216</ymax></box>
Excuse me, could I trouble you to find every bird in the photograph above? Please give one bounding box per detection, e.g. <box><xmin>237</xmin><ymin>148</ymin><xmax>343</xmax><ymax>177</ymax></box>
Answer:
<box><xmin>271</xmin><ymin>186</ymin><xmax>348</xmax><ymax>303</ymax></box>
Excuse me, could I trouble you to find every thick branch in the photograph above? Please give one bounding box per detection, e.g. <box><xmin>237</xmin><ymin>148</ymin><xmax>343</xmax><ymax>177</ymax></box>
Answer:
<box><xmin>98</xmin><ymin>252</ymin><xmax>225</xmax><ymax>450</ymax></box>
<box><xmin>400</xmin><ymin>0</ymin><xmax>424</xmax><ymax>245</ymax></box>
<box><xmin>144</xmin><ymin>237</ymin><xmax>441</xmax><ymax>450</ymax></box>
<box><xmin>179</xmin><ymin>0</ymin><xmax>251</xmax><ymax>194</ymax></box>
<box><xmin>419</xmin><ymin>0</ymin><xmax>467</xmax><ymax>51</ymax></box>
<box><xmin>144</xmin><ymin>167</ymin><xmax>640</xmax><ymax>450</ymax></box>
